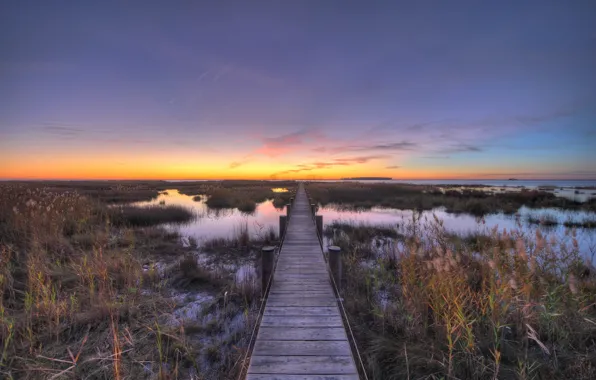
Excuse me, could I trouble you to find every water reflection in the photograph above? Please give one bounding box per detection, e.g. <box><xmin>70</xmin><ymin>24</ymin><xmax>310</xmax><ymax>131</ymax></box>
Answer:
<box><xmin>319</xmin><ymin>205</ymin><xmax>596</xmax><ymax>262</ymax></box>
<box><xmin>133</xmin><ymin>189</ymin><xmax>596</xmax><ymax>262</ymax></box>
<box><xmin>135</xmin><ymin>189</ymin><xmax>286</xmax><ymax>242</ymax></box>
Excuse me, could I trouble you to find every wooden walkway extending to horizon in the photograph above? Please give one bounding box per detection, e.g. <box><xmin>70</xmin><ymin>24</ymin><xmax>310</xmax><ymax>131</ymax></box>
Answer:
<box><xmin>246</xmin><ymin>183</ymin><xmax>360</xmax><ymax>379</ymax></box>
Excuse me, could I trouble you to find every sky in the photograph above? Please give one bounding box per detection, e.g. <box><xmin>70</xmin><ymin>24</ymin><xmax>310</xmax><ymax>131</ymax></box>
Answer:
<box><xmin>1</xmin><ymin>1</ymin><xmax>595</xmax><ymax>180</ymax></box>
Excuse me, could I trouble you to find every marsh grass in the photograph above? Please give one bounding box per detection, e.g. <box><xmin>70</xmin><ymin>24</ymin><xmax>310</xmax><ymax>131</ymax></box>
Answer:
<box><xmin>0</xmin><ymin>184</ymin><xmax>260</xmax><ymax>379</ymax></box>
<box><xmin>174</xmin><ymin>180</ymin><xmax>297</xmax><ymax>212</ymax></box>
<box><xmin>564</xmin><ymin>217</ymin><xmax>596</xmax><ymax>228</ymax></box>
<box><xmin>324</xmin><ymin>221</ymin><xmax>400</xmax><ymax>243</ymax></box>
<box><xmin>202</xmin><ymin>221</ymin><xmax>278</xmax><ymax>252</ymax></box>
<box><xmin>329</xmin><ymin>216</ymin><xmax>596</xmax><ymax>379</ymax></box>
<box><xmin>306</xmin><ymin>182</ymin><xmax>596</xmax><ymax>216</ymax></box>
<box><xmin>20</xmin><ymin>180</ymin><xmax>165</xmax><ymax>203</ymax></box>
<box><xmin>111</xmin><ymin>204</ymin><xmax>195</xmax><ymax>226</ymax></box>
<box><xmin>527</xmin><ymin>213</ymin><xmax>559</xmax><ymax>226</ymax></box>
<box><xmin>525</xmin><ymin>214</ymin><xmax>596</xmax><ymax>229</ymax></box>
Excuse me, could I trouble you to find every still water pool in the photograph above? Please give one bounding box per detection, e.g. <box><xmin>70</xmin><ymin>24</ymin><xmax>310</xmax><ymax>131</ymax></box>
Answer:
<box><xmin>135</xmin><ymin>189</ymin><xmax>596</xmax><ymax>261</ymax></box>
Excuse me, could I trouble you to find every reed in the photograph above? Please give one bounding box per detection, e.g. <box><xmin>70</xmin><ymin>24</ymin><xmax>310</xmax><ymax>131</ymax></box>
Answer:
<box><xmin>328</xmin><ymin>216</ymin><xmax>596</xmax><ymax>379</ymax></box>
<box><xmin>0</xmin><ymin>183</ymin><xmax>261</xmax><ymax>379</ymax></box>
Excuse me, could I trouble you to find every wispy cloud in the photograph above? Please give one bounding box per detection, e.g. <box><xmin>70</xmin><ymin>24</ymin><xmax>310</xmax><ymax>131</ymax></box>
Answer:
<box><xmin>438</xmin><ymin>143</ymin><xmax>483</xmax><ymax>154</ymax></box>
<box><xmin>351</xmin><ymin>141</ymin><xmax>418</xmax><ymax>152</ymax></box>
<box><xmin>229</xmin><ymin>159</ymin><xmax>252</xmax><ymax>169</ymax></box>
<box><xmin>40</xmin><ymin>124</ymin><xmax>85</xmax><ymax>137</ymax></box>
<box><xmin>386</xmin><ymin>165</ymin><xmax>401</xmax><ymax>169</ymax></box>
<box><xmin>256</xmin><ymin>129</ymin><xmax>327</xmax><ymax>157</ymax></box>
<box><xmin>270</xmin><ymin>155</ymin><xmax>388</xmax><ymax>178</ymax></box>
<box><xmin>313</xmin><ymin>140</ymin><xmax>417</xmax><ymax>154</ymax></box>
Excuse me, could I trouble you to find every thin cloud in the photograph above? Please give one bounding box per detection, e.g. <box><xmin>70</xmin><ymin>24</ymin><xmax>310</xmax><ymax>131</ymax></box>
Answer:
<box><xmin>270</xmin><ymin>155</ymin><xmax>388</xmax><ymax>177</ymax></box>
<box><xmin>41</xmin><ymin>124</ymin><xmax>85</xmax><ymax>136</ymax></box>
<box><xmin>440</xmin><ymin>143</ymin><xmax>483</xmax><ymax>153</ymax></box>
<box><xmin>386</xmin><ymin>165</ymin><xmax>401</xmax><ymax>169</ymax></box>
<box><xmin>229</xmin><ymin>160</ymin><xmax>249</xmax><ymax>169</ymax></box>
<box><xmin>256</xmin><ymin>129</ymin><xmax>326</xmax><ymax>157</ymax></box>
<box><xmin>364</xmin><ymin>142</ymin><xmax>418</xmax><ymax>151</ymax></box>
<box><xmin>312</xmin><ymin>140</ymin><xmax>418</xmax><ymax>154</ymax></box>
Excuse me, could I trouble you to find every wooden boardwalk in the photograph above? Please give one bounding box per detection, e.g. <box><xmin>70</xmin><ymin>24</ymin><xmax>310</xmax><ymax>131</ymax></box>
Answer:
<box><xmin>246</xmin><ymin>184</ymin><xmax>359</xmax><ymax>380</ymax></box>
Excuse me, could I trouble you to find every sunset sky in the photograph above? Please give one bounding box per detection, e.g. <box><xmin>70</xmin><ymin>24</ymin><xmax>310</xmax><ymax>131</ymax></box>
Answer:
<box><xmin>1</xmin><ymin>1</ymin><xmax>595</xmax><ymax>180</ymax></box>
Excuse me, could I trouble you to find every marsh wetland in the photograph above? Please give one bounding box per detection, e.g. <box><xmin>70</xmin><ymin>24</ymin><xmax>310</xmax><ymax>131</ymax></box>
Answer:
<box><xmin>1</xmin><ymin>179</ymin><xmax>595</xmax><ymax>379</ymax></box>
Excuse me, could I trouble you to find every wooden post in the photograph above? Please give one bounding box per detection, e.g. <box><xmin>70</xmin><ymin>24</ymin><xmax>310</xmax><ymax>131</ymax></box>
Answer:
<box><xmin>328</xmin><ymin>245</ymin><xmax>342</xmax><ymax>290</ymax></box>
<box><xmin>316</xmin><ymin>215</ymin><xmax>323</xmax><ymax>238</ymax></box>
<box><xmin>261</xmin><ymin>246</ymin><xmax>275</xmax><ymax>296</ymax></box>
<box><xmin>290</xmin><ymin>197</ymin><xmax>294</xmax><ymax>204</ymax></box>
<box><xmin>286</xmin><ymin>203</ymin><xmax>292</xmax><ymax>219</ymax></box>
<box><xmin>311</xmin><ymin>203</ymin><xmax>316</xmax><ymax>217</ymax></box>
<box><xmin>279</xmin><ymin>215</ymin><xmax>287</xmax><ymax>239</ymax></box>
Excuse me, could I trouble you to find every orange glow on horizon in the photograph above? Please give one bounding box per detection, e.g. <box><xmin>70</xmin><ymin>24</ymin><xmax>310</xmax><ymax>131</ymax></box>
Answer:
<box><xmin>2</xmin><ymin>147</ymin><xmax>591</xmax><ymax>181</ymax></box>
<box><xmin>1</xmin><ymin>161</ymin><xmax>586</xmax><ymax>181</ymax></box>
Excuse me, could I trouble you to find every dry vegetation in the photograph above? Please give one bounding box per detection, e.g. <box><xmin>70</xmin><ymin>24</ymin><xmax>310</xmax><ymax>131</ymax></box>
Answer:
<box><xmin>7</xmin><ymin>180</ymin><xmax>297</xmax><ymax>214</ymax></box>
<box><xmin>326</xmin><ymin>217</ymin><xmax>596</xmax><ymax>379</ymax></box>
<box><xmin>172</xmin><ymin>180</ymin><xmax>297</xmax><ymax>212</ymax></box>
<box><xmin>306</xmin><ymin>182</ymin><xmax>596</xmax><ymax>216</ymax></box>
<box><xmin>111</xmin><ymin>205</ymin><xmax>195</xmax><ymax>226</ymax></box>
<box><xmin>0</xmin><ymin>183</ymin><xmax>266</xmax><ymax>379</ymax></box>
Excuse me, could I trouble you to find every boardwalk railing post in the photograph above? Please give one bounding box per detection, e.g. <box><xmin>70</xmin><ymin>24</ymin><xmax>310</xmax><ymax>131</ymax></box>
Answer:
<box><xmin>286</xmin><ymin>203</ymin><xmax>292</xmax><ymax>219</ymax></box>
<box><xmin>261</xmin><ymin>246</ymin><xmax>275</xmax><ymax>297</ymax></box>
<box><xmin>290</xmin><ymin>197</ymin><xmax>294</xmax><ymax>204</ymax></box>
<box><xmin>328</xmin><ymin>245</ymin><xmax>342</xmax><ymax>291</ymax></box>
<box><xmin>316</xmin><ymin>215</ymin><xmax>323</xmax><ymax>238</ymax></box>
<box><xmin>279</xmin><ymin>215</ymin><xmax>287</xmax><ymax>239</ymax></box>
<box><xmin>311</xmin><ymin>203</ymin><xmax>316</xmax><ymax>218</ymax></box>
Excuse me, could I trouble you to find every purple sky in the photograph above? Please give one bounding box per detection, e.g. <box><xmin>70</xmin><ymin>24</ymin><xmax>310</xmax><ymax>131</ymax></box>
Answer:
<box><xmin>1</xmin><ymin>1</ymin><xmax>595</xmax><ymax>179</ymax></box>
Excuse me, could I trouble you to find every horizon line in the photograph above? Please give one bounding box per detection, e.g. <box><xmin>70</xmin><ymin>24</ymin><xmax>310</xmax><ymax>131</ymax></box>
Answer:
<box><xmin>1</xmin><ymin>178</ymin><xmax>596</xmax><ymax>182</ymax></box>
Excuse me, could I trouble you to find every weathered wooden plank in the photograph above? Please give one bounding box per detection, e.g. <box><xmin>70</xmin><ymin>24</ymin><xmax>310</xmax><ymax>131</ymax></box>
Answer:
<box><xmin>269</xmin><ymin>284</ymin><xmax>332</xmax><ymax>289</ymax></box>
<box><xmin>268</xmin><ymin>291</ymin><xmax>332</xmax><ymax>297</ymax></box>
<box><xmin>247</xmin><ymin>375</ymin><xmax>359</xmax><ymax>380</ymax></box>
<box><xmin>273</xmin><ymin>276</ymin><xmax>331</xmax><ymax>285</ymax></box>
<box><xmin>252</xmin><ymin>339</ymin><xmax>352</xmax><ymax>356</ymax></box>
<box><xmin>264</xmin><ymin>306</ymin><xmax>339</xmax><ymax>316</ymax></box>
<box><xmin>257</xmin><ymin>327</ymin><xmax>346</xmax><ymax>341</ymax></box>
<box><xmin>261</xmin><ymin>315</ymin><xmax>343</xmax><ymax>327</ymax></box>
<box><xmin>266</xmin><ymin>295</ymin><xmax>335</xmax><ymax>302</ymax></box>
<box><xmin>266</xmin><ymin>298</ymin><xmax>337</xmax><ymax>307</ymax></box>
<box><xmin>274</xmin><ymin>274</ymin><xmax>329</xmax><ymax>278</ymax></box>
<box><xmin>269</xmin><ymin>285</ymin><xmax>333</xmax><ymax>295</ymax></box>
<box><xmin>248</xmin><ymin>356</ymin><xmax>356</xmax><ymax>374</ymax></box>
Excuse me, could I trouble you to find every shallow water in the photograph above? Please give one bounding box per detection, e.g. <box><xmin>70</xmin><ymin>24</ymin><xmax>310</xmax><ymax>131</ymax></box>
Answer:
<box><xmin>135</xmin><ymin>189</ymin><xmax>287</xmax><ymax>243</ymax></box>
<box><xmin>134</xmin><ymin>188</ymin><xmax>596</xmax><ymax>262</ymax></box>
<box><xmin>319</xmin><ymin>205</ymin><xmax>596</xmax><ymax>262</ymax></box>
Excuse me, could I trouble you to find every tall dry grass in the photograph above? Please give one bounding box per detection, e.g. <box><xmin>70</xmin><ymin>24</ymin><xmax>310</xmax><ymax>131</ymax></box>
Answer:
<box><xmin>0</xmin><ymin>184</ymin><xmax>258</xmax><ymax>379</ymax></box>
<box><xmin>331</xmin><ymin>215</ymin><xmax>596</xmax><ymax>379</ymax></box>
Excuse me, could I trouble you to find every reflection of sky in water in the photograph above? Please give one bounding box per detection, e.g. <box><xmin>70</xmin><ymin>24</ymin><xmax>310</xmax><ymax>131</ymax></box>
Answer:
<box><xmin>134</xmin><ymin>189</ymin><xmax>596</xmax><ymax>262</ymax></box>
<box><xmin>135</xmin><ymin>189</ymin><xmax>287</xmax><ymax>242</ymax></box>
<box><xmin>319</xmin><ymin>205</ymin><xmax>596</xmax><ymax>262</ymax></box>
